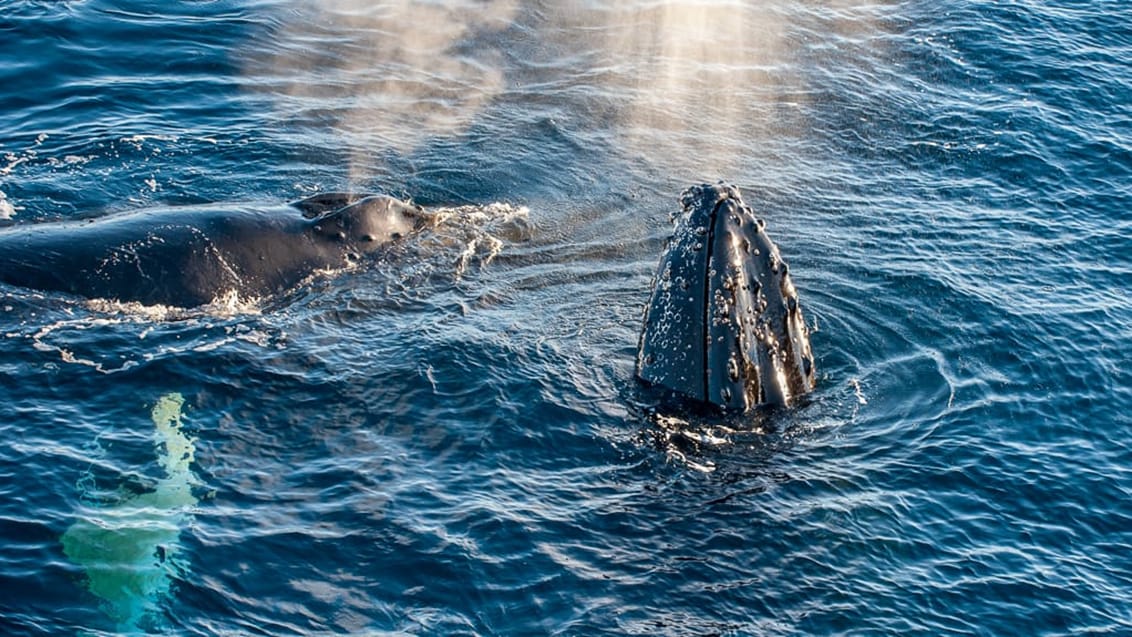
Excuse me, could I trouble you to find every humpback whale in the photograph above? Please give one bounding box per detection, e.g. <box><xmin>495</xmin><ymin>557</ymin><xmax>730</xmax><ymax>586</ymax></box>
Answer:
<box><xmin>0</xmin><ymin>193</ymin><xmax>426</xmax><ymax>307</ymax></box>
<box><xmin>637</xmin><ymin>183</ymin><xmax>815</xmax><ymax>412</ymax></box>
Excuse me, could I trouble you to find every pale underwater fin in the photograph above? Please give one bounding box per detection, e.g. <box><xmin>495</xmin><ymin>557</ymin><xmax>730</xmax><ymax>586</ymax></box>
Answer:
<box><xmin>61</xmin><ymin>391</ymin><xmax>200</xmax><ymax>632</ymax></box>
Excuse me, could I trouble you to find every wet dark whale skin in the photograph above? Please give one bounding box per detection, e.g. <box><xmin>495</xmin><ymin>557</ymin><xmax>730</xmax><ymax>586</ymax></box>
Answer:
<box><xmin>637</xmin><ymin>183</ymin><xmax>816</xmax><ymax>412</ymax></box>
<box><xmin>0</xmin><ymin>192</ymin><xmax>425</xmax><ymax>307</ymax></box>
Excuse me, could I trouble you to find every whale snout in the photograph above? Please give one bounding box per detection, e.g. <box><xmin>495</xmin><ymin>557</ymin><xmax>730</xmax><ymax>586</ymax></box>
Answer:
<box><xmin>311</xmin><ymin>195</ymin><xmax>428</xmax><ymax>248</ymax></box>
<box><xmin>360</xmin><ymin>197</ymin><xmax>428</xmax><ymax>241</ymax></box>
<box><xmin>637</xmin><ymin>183</ymin><xmax>815</xmax><ymax>412</ymax></box>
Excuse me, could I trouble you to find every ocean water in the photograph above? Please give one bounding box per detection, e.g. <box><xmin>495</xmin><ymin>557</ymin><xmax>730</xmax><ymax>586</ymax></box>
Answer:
<box><xmin>1</xmin><ymin>0</ymin><xmax>1130</xmax><ymax>634</ymax></box>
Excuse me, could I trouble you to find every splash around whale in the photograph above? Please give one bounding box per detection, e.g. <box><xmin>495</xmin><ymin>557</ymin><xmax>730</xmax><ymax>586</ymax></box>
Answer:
<box><xmin>0</xmin><ymin>193</ymin><xmax>427</xmax><ymax>308</ymax></box>
<box><xmin>0</xmin><ymin>183</ymin><xmax>816</xmax><ymax>414</ymax></box>
<box><xmin>637</xmin><ymin>183</ymin><xmax>816</xmax><ymax>413</ymax></box>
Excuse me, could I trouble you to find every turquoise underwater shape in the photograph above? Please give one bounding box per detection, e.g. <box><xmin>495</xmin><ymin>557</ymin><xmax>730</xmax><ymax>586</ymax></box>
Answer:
<box><xmin>61</xmin><ymin>393</ymin><xmax>200</xmax><ymax>632</ymax></box>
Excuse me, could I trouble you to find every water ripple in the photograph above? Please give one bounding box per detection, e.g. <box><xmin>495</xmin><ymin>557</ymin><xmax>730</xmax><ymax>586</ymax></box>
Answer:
<box><xmin>2</xmin><ymin>0</ymin><xmax>1131</xmax><ymax>634</ymax></box>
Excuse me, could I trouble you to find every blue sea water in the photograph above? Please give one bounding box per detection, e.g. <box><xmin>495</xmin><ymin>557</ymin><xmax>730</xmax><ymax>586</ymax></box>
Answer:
<box><xmin>1</xmin><ymin>0</ymin><xmax>1130</xmax><ymax>634</ymax></box>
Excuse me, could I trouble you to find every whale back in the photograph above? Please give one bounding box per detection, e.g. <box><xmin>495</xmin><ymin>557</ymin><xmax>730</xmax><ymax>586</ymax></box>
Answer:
<box><xmin>0</xmin><ymin>194</ymin><xmax>426</xmax><ymax>307</ymax></box>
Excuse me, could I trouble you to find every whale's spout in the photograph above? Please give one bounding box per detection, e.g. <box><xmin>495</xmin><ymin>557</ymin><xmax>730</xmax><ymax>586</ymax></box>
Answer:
<box><xmin>636</xmin><ymin>183</ymin><xmax>815</xmax><ymax>412</ymax></box>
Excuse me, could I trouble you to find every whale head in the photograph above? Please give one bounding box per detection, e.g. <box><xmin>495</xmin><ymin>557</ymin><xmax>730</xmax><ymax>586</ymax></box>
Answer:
<box><xmin>309</xmin><ymin>195</ymin><xmax>427</xmax><ymax>250</ymax></box>
<box><xmin>636</xmin><ymin>183</ymin><xmax>815</xmax><ymax>412</ymax></box>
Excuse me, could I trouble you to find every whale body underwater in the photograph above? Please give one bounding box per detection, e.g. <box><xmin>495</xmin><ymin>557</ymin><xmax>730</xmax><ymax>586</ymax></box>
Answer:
<box><xmin>0</xmin><ymin>183</ymin><xmax>814</xmax><ymax>412</ymax></box>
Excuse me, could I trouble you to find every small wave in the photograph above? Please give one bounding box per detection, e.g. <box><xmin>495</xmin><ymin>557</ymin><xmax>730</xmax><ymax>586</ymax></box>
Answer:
<box><xmin>14</xmin><ymin>297</ymin><xmax>280</xmax><ymax>373</ymax></box>
<box><xmin>118</xmin><ymin>134</ymin><xmax>179</xmax><ymax>148</ymax></box>
<box><xmin>0</xmin><ymin>132</ymin><xmax>48</xmax><ymax>178</ymax></box>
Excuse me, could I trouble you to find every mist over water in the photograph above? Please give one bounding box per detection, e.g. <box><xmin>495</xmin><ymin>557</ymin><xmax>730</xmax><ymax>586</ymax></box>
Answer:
<box><xmin>248</xmin><ymin>1</ymin><xmax>878</xmax><ymax>188</ymax></box>
<box><xmin>248</xmin><ymin>1</ymin><xmax>519</xmax><ymax>171</ymax></box>
<box><xmin>1</xmin><ymin>1</ymin><xmax>1130</xmax><ymax>634</ymax></box>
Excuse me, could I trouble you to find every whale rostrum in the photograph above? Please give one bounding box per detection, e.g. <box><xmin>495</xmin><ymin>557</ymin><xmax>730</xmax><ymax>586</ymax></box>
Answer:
<box><xmin>636</xmin><ymin>183</ymin><xmax>815</xmax><ymax>412</ymax></box>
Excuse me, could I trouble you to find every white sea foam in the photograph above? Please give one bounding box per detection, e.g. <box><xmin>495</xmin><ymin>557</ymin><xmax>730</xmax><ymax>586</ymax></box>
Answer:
<box><xmin>83</xmin><ymin>289</ymin><xmax>264</xmax><ymax>322</ymax></box>
<box><xmin>20</xmin><ymin>290</ymin><xmax>270</xmax><ymax>373</ymax></box>
<box><xmin>0</xmin><ymin>190</ymin><xmax>16</xmax><ymax>219</ymax></box>
<box><xmin>425</xmin><ymin>201</ymin><xmax>531</xmax><ymax>280</ymax></box>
